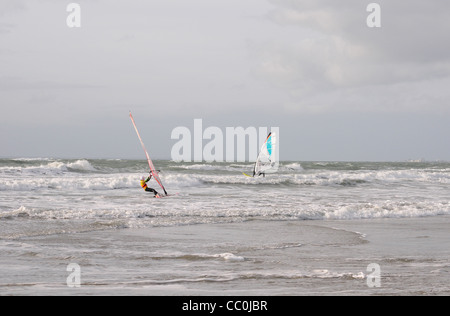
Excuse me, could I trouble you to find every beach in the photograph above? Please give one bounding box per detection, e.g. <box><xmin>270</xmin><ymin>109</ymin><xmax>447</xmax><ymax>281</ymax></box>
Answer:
<box><xmin>1</xmin><ymin>216</ymin><xmax>449</xmax><ymax>296</ymax></box>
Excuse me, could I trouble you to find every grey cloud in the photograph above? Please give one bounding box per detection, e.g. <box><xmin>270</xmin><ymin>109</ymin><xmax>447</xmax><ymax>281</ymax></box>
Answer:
<box><xmin>0</xmin><ymin>0</ymin><xmax>26</xmax><ymax>17</ymax></box>
<box><xmin>0</xmin><ymin>76</ymin><xmax>101</xmax><ymax>91</ymax></box>
<box><xmin>252</xmin><ymin>0</ymin><xmax>450</xmax><ymax>112</ymax></box>
<box><xmin>266</xmin><ymin>0</ymin><xmax>450</xmax><ymax>69</ymax></box>
<box><xmin>1</xmin><ymin>0</ymin><xmax>449</xmax><ymax>160</ymax></box>
<box><xmin>0</xmin><ymin>22</ymin><xmax>14</xmax><ymax>34</ymax></box>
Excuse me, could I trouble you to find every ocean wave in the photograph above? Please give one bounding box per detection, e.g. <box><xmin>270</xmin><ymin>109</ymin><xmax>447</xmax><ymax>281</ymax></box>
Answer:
<box><xmin>170</xmin><ymin>162</ymin><xmax>303</xmax><ymax>173</ymax></box>
<box><xmin>2</xmin><ymin>198</ymin><xmax>448</xmax><ymax>225</ymax></box>
<box><xmin>102</xmin><ymin>269</ymin><xmax>366</xmax><ymax>287</ymax></box>
<box><xmin>9</xmin><ymin>158</ymin><xmax>54</xmax><ymax>162</ymax></box>
<box><xmin>324</xmin><ymin>201</ymin><xmax>450</xmax><ymax>220</ymax></box>
<box><xmin>281</xmin><ymin>162</ymin><xmax>303</xmax><ymax>171</ymax></box>
<box><xmin>66</xmin><ymin>160</ymin><xmax>97</xmax><ymax>172</ymax></box>
<box><xmin>172</xmin><ymin>163</ymin><xmax>253</xmax><ymax>173</ymax></box>
<box><xmin>150</xmin><ymin>252</ymin><xmax>245</xmax><ymax>262</ymax></box>
<box><xmin>1</xmin><ymin>202</ymin><xmax>448</xmax><ymax>239</ymax></box>
<box><xmin>174</xmin><ymin>164</ymin><xmax>226</xmax><ymax>171</ymax></box>
<box><xmin>232</xmin><ymin>270</ymin><xmax>366</xmax><ymax>281</ymax></box>
<box><xmin>0</xmin><ymin>174</ymin><xmax>139</xmax><ymax>191</ymax></box>
<box><xmin>0</xmin><ymin>172</ymin><xmax>204</xmax><ymax>192</ymax></box>
<box><xmin>175</xmin><ymin>167</ymin><xmax>449</xmax><ymax>187</ymax></box>
<box><xmin>1</xmin><ymin>165</ymin><xmax>448</xmax><ymax>193</ymax></box>
<box><xmin>1</xmin><ymin>160</ymin><xmax>449</xmax><ymax>236</ymax></box>
<box><xmin>0</xmin><ymin>159</ymin><xmax>97</xmax><ymax>175</ymax></box>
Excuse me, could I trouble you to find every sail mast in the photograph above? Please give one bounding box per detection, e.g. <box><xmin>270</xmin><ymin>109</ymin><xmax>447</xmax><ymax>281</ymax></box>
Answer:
<box><xmin>129</xmin><ymin>112</ymin><xmax>168</xmax><ymax>195</ymax></box>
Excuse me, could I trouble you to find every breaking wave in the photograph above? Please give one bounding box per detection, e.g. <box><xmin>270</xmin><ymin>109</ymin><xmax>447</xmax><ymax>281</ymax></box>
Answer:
<box><xmin>0</xmin><ymin>159</ymin><xmax>96</xmax><ymax>175</ymax></box>
<box><xmin>1</xmin><ymin>159</ymin><xmax>449</xmax><ymax>239</ymax></box>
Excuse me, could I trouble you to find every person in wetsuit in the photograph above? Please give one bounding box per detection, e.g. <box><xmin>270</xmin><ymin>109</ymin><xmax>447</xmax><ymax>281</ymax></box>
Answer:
<box><xmin>140</xmin><ymin>174</ymin><xmax>160</xmax><ymax>197</ymax></box>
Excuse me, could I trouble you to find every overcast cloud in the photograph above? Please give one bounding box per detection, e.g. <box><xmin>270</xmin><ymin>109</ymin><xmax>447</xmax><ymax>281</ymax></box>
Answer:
<box><xmin>1</xmin><ymin>0</ymin><xmax>449</xmax><ymax>161</ymax></box>
<box><xmin>254</xmin><ymin>0</ymin><xmax>450</xmax><ymax>112</ymax></box>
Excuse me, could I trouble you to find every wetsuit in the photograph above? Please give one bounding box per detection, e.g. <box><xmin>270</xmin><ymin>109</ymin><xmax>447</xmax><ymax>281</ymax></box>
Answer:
<box><xmin>140</xmin><ymin>175</ymin><xmax>159</xmax><ymax>196</ymax></box>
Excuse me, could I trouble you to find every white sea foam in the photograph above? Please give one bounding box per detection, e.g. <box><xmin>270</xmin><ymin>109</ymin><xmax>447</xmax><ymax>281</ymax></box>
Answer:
<box><xmin>0</xmin><ymin>174</ymin><xmax>136</xmax><ymax>191</ymax></box>
<box><xmin>281</xmin><ymin>162</ymin><xmax>303</xmax><ymax>171</ymax></box>
<box><xmin>66</xmin><ymin>160</ymin><xmax>97</xmax><ymax>171</ymax></box>
<box><xmin>0</xmin><ymin>159</ymin><xmax>96</xmax><ymax>175</ymax></box>
<box><xmin>175</xmin><ymin>164</ymin><xmax>223</xmax><ymax>171</ymax></box>
<box><xmin>1</xmin><ymin>159</ymin><xmax>449</xmax><ymax>238</ymax></box>
<box><xmin>213</xmin><ymin>253</ymin><xmax>245</xmax><ymax>261</ymax></box>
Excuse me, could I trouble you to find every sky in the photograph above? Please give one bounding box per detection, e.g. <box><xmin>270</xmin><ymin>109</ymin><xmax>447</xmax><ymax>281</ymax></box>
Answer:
<box><xmin>1</xmin><ymin>0</ymin><xmax>449</xmax><ymax>161</ymax></box>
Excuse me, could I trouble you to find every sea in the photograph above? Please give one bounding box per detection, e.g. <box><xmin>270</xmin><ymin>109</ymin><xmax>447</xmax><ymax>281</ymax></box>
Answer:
<box><xmin>0</xmin><ymin>158</ymin><xmax>449</xmax><ymax>296</ymax></box>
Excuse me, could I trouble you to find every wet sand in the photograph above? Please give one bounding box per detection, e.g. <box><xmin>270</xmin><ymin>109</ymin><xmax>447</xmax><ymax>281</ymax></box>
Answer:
<box><xmin>1</xmin><ymin>216</ymin><xmax>449</xmax><ymax>296</ymax></box>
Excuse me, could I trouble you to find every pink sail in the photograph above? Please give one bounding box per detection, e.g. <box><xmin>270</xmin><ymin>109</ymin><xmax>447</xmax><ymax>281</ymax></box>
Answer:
<box><xmin>129</xmin><ymin>112</ymin><xmax>167</xmax><ymax>195</ymax></box>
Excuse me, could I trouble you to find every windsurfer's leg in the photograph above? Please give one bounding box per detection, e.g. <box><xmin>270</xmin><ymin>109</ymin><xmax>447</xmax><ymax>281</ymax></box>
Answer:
<box><xmin>146</xmin><ymin>188</ymin><xmax>159</xmax><ymax>196</ymax></box>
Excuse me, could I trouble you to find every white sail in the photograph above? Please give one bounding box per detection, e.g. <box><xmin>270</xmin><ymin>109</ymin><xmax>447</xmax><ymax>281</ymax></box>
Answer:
<box><xmin>253</xmin><ymin>132</ymin><xmax>278</xmax><ymax>176</ymax></box>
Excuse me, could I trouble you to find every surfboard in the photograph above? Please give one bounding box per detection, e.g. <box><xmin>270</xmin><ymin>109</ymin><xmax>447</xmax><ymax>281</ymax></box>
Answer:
<box><xmin>154</xmin><ymin>193</ymin><xmax>179</xmax><ymax>199</ymax></box>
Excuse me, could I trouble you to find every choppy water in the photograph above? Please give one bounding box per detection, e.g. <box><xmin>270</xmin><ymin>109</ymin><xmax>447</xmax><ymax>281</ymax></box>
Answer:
<box><xmin>0</xmin><ymin>158</ymin><xmax>449</xmax><ymax>238</ymax></box>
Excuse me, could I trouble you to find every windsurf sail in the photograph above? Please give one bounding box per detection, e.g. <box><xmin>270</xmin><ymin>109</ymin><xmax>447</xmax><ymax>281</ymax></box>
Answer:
<box><xmin>252</xmin><ymin>132</ymin><xmax>278</xmax><ymax>177</ymax></box>
<box><xmin>129</xmin><ymin>112</ymin><xmax>168</xmax><ymax>195</ymax></box>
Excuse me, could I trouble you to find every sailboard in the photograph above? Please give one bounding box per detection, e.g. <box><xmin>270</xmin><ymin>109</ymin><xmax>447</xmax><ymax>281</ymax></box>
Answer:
<box><xmin>249</xmin><ymin>132</ymin><xmax>278</xmax><ymax>177</ymax></box>
<box><xmin>129</xmin><ymin>112</ymin><xmax>168</xmax><ymax>196</ymax></box>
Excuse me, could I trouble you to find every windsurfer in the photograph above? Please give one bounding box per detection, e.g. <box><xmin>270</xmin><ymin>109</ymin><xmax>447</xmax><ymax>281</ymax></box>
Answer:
<box><xmin>140</xmin><ymin>175</ymin><xmax>160</xmax><ymax>197</ymax></box>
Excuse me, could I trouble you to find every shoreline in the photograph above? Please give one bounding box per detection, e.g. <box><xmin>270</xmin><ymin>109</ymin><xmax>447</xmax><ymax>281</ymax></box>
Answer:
<box><xmin>1</xmin><ymin>215</ymin><xmax>449</xmax><ymax>296</ymax></box>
